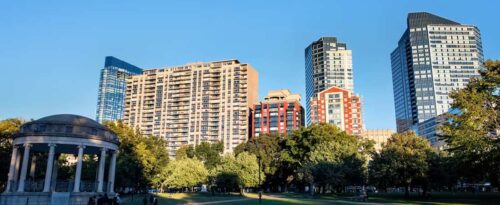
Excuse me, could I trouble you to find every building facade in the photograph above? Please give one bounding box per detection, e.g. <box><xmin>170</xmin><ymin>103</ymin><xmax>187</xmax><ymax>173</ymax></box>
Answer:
<box><xmin>391</xmin><ymin>12</ymin><xmax>483</xmax><ymax>133</ymax></box>
<box><xmin>252</xmin><ymin>90</ymin><xmax>304</xmax><ymax>137</ymax></box>
<box><xmin>123</xmin><ymin>60</ymin><xmax>258</xmax><ymax>156</ymax></box>
<box><xmin>309</xmin><ymin>86</ymin><xmax>363</xmax><ymax>135</ymax></box>
<box><xmin>305</xmin><ymin>37</ymin><xmax>353</xmax><ymax>124</ymax></box>
<box><xmin>417</xmin><ymin>114</ymin><xmax>447</xmax><ymax>149</ymax></box>
<box><xmin>96</xmin><ymin>56</ymin><xmax>143</xmax><ymax>123</ymax></box>
<box><xmin>360</xmin><ymin>129</ymin><xmax>395</xmax><ymax>152</ymax></box>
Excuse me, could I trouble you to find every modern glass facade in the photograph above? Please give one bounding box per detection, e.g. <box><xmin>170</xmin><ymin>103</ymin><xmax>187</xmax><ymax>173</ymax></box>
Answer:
<box><xmin>391</xmin><ymin>12</ymin><xmax>483</xmax><ymax>134</ymax></box>
<box><xmin>305</xmin><ymin>37</ymin><xmax>353</xmax><ymax>125</ymax></box>
<box><xmin>96</xmin><ymin>56</ymin><xmax>142</xmax><ymax>123</ymax></box>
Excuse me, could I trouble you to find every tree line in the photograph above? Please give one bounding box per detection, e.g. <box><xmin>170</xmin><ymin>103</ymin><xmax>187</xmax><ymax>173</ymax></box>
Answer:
<box><xmin>0</xmin><ymin>60</ymin><xmax>498</xmax><ymax>198</ymax></box>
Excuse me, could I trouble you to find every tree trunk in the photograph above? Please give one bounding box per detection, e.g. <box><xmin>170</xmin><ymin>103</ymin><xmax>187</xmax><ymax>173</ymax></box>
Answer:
<box><xmin>310</xmin><ymin>183</ymin><xmax>314</xmax><ymax>196</ymax></box>
<box><xmin>405</xmin><ymin>185</ymin><xmax>410</xmax><ymax>199</ymax></box>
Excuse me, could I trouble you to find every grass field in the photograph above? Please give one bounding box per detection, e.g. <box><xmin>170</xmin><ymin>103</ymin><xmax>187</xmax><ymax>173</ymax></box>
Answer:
<box><xmin>121</xmin><ymin>192</ymin><xmax>500</xmax><ymax>205</ymax></box>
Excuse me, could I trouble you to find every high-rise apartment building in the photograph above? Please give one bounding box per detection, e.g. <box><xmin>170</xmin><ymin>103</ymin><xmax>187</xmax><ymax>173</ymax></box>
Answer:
<box><xmin>252</xmin><ymin>90</ymin><xmax>304</xmax><ymax>137</ymax></box>
<box><xmin>96</xmin><ymin>56</ymin><xmax>143</xmax><ymax>123</ymax></box>
<box><xmin>305</xmin><ymin>37</ymin><xmax>353</xmax><ymax>124</ymax></box>
<box><xmin>309</xmin><ymin>86</ymin><xmax>363</xmax><ymax>135</ymax></box>
<box><xmin>391</xmin><ymin>12</ymin><xmax>483</xmax><ymax>133</ymax></box>
<box><xmin>123</xmin><ymin>60</ymin><xmax>258</xmax><ymax>156</ymax></box>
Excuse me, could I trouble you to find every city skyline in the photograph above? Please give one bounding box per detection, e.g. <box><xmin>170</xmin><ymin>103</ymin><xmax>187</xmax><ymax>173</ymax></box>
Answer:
<box><xmin>1</xmin><ymin>1</ymin><xmax>499</xmax><ymax>130</ymax></box>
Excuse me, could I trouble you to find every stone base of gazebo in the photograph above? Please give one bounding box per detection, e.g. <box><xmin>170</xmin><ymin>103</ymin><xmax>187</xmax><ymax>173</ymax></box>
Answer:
<box><xmin>1</xmin><ymin>192</ymin><xmax>116</xmax><ymax>205</ymax></box>
<box><xmin>1</xmin><ymin>192</ymin><xmax>50</xmax><ymax>205</ymax></box>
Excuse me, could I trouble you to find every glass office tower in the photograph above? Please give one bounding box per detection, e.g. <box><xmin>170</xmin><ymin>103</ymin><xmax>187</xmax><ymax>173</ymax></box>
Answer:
<box><xmin>96</xmin><ymin>56</ymin><xmax>142</xmax><ymax>123</ymax></box>
<box><xmin>305</xmin><ymin>37</ymin><xmax>353</xmax><ymax>125</ymax></box>
<box><xmin>391</xmin><ymin>12</ymin><xmax>483</xmax><ymax>133</ymax></box>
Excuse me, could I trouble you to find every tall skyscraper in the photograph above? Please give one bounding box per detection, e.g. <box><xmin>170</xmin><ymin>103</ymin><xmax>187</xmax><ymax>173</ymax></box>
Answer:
<box><xmin>391</xmin><ymin>12</ymin><xmax>483</xmax><ymax>132</ymax></box>
<box><xmin>309</xmin><ymin>86</ymin><xmax>363</xmax><ymax>135</ymax></box>
<box><xmin>96</xmin><ymin>56</ymin><xmax>143</xmax><ymax>123</ymax></box>
<box><xmin>123</xmin><ymin>60</ymin><xmax>258</xmax><ymax>156</ymax></box>
<box><xmin>305</xmin><ymin>37</ymin><xmax>353</xmax><ymax>124</ymax></box>
<box><xmin>252</xmin><ymin>89</ymin><xmax>304</xmax><ymax>137</ymax></box>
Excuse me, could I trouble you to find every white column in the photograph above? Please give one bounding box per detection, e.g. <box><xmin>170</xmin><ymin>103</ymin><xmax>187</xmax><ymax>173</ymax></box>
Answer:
<box><xmin>29</xmin><ymin>155</ymin><xmax>37</xmax><ymax>178</ymax></box>
<box><xmin>73</xmin><ymin>145</ymin><xmax>85</xmax><ymax>192</ymax></box>
<box><xmin>107</xmin><ymin>151</ymin><xmax>117</xmax><ymax>193</ymax></box>
<box><xmin>97</xmin><ymin>148</ymin><xmax>107</xmax><ymax>192</ymax></box>
<box><xmin>17</xmin><ymin>143</ymin><xmax>31</xmax><ymax>192</ymax></box>
<box><xmin>4</xmin><ymin>145</ymin><xmax>19</xmax><ymax>193</ymax></box>
<box><xmin>13</xmin><ymin>148</ymin><xmax>22</xmax><ymax>183</ymax></box>
<box><xmin>43</xmin><ymin>144</ymin><xmax>56</xmax><ymax>192</ymax></box>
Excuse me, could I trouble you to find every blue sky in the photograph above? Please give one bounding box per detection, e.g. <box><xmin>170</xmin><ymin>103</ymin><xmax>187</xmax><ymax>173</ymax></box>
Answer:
<box><xmin>1</xmin><ymin>0</ymin><xmax>498</xmax><ymax>129</ymax></box>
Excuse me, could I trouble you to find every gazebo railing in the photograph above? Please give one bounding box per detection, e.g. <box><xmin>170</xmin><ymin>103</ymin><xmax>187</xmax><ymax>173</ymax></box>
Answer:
<box><xmin>25</xmin><ymin>180</ymin><xmax>44</xmax><ymax>192</ymax></box>
<box><xmin>5</xmin><ymin>180</ymin><xmax>103</xmax><ymax>193</ymax></box>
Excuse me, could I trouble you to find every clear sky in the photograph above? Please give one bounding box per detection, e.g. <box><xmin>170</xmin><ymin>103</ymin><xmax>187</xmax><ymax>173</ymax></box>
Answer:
<box><xmin>1</xmin><ymin>0</ymin><xmax>498</xmax><ymax>129</ymax></box>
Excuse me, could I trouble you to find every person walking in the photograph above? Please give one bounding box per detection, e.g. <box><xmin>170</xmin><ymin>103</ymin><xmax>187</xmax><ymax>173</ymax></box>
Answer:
<box><xmin>142</xmin><ymin>196</ymin><xmax>148</xmax><ymax>205</ymax></box>
<box><xmin>152</xmin><ymin>197</ymin><xmax>158</xmax><ymax>205</ymax></box>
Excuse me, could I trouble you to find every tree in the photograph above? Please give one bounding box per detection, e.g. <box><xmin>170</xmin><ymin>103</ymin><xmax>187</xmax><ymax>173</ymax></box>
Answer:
<box><xmin>234</xmin><ymin>134</ymin><xmax>284</xmax><ymax>191</ymax></box>
<box><xmin>0</xmin><ymin>118</ymin><xmax>22</xmax><ymax>189</ymax></box>
<box><xmin>281</xmin><ymin>124</ymin><xmax>368</xmax><ymax>195</ymax></box>
<box><xmin>213</xmin><ymin>152</ymin><xmax>259</xmax><ymax>194</ymax></box>
<box><xmin>162</xmin><ymin>158</ymin><xmax>208</xmax><ymax>191</ymax></box>
<box><xmin>440</xmin><ymin>60</ymin><xmax>500</xmax><ymax>186</ymax></box>
<box><xmin>104</xmin><ymin>121</ymin><xmax>169</xmax><ymax>191</ymax></box>
<box><xmin>176</xmin><ymin>145</ymin><xmax>195</xmax><ymax>160</ymax></box>
<box><xmin>369</xmin><ymin>131</ymin><xmax>435</xmax><ymax>198</ymax></box>
<box><xmin>194</xmin><ymin>141</ymin><xmax>223</xmax><ymax>170</ymax></box>
<box><xmin>235</xmin><ymin>152</ymin><xmax>259</xmax><ymax>190</ymax></box>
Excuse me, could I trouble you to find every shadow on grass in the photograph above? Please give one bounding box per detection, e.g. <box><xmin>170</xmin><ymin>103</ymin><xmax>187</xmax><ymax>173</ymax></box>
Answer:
<box><xmin>121</xmin><ymin>192</ymin><xmax>500</xmax><ymax>205</ymax></box>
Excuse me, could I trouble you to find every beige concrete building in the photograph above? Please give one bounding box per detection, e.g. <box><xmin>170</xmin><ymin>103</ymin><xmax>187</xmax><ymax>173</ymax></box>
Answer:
<box><xmin>360</xmin><ymin>129</ymin><xmax>395</xmax><ymax>152</ymax></box>
<box><xmin>123</xmin><ymin>60</ymin><xmax>258</xmax><ymax>156</ymax></box>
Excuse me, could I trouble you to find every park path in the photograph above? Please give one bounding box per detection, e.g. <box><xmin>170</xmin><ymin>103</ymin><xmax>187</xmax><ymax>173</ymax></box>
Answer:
<box><xmin>186</xmin><ymin>198</ymin><xmax>251</xmax><ymax>205</ymax></box>
<box><xmin>264</xmin><ymin>194</ymin><xmax>402</xmax><ymax>205</ymax></box>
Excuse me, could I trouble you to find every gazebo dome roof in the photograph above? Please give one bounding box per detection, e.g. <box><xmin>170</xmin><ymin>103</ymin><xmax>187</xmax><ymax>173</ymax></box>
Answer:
<box><xmin>36</xmin><ymin>114</ymin><xmax>107</xmax><ymax>129</ymax></box>
<box><xmin>17</xmin><ymin>114</ymin><xmax>119</xmax><ymax>144</ymax></box>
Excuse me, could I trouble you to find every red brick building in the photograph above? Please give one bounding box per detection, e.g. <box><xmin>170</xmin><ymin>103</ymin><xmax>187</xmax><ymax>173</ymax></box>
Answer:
<box><xmin>252</xmin><ymin>90</ymin><xmax>304</xmax><ymax>137</ymax></box>
<box><xmin>310</xmin><ymin>86</ymin><xmax>363</xmax><ymax>135</ymax></box>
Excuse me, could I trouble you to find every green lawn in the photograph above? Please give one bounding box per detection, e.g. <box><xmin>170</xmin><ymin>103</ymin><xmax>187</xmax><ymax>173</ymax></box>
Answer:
<box><xmin>121</xmin><ymin>192</ymin><xmax>500</xmax><ymax>205</ymax></box>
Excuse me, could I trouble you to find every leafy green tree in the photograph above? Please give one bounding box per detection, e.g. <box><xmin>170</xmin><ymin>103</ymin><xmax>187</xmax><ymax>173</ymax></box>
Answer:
<box><xmin>212</xmin><ymin>153</ymin><xmax>259</xmax><ymax>194</ymax></box>
<box><xmin>104</xmin><ymin>121</ymin><xmax>169</xmax><ymax>191</ymax></box>
<box><xmin>281</xmin><ymin>124</ymin><xmax>368</xmax><ymax>194</ymax></box>
<box><xmin>235</xmin><ymin>152</ymin><xmax>259</xmax><ymax>190</ymax></box>
<box><xmin>440</xmin><ymin>60</ymin><xmax>500</xmax><ymax>186</ymax></box>
<box><xmin>176</xmin><ymin>145</ymin><xmax>195</xmax><ymax>160</ymax></box>
<box><xmin>369</xmin><ymin>131</ymin><xmax>435</xmax><ymax>198</ymax></box>
<box><xmin>162</xmin><ymin>158</ymin><xmax>208</xmax><ymax>191</ymax></box>
<box><xmin>194</xmin><ymin>141</ymin><xmax>223</xmax><ymax>170</ymax></box>
<box><xmin>0</xmin><ymin>118</ymin><xmax>22</xmax><ymax>189</ymax></box>
<box><xmin>234</xmin><ymin>134</ymin><xmax>284</xmax><ymax>190</ymax></box>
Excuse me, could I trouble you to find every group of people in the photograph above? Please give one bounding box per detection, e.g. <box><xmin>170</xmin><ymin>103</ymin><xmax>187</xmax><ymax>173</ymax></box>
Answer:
<box><xmin>143</xmin><ymin>194</ymin><xmax>158</xmax><ymax>205</ymax></box>
<box><xmin>87</xmin><ymin>193</ymin><xmax>121</xmax><ymax>205</ymax></box>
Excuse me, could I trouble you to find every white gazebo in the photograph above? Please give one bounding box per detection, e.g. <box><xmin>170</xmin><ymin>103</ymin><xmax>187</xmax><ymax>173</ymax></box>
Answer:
<box><xmin>1</xmin><ymin>114</ymin><xmax>120</xmax><ymax>205</ymax></box>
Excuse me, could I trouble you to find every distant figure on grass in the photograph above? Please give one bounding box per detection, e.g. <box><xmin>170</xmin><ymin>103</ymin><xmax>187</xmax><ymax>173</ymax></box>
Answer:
<box><xmin>142</xmin><ymin>196</ymin><xmax>148</xmax><ymax>205</ymax></box>
<box><xmin>97</xmin><ymin>194</ymin><xmax>110</xmax><ymax>205</ymax></box>
<box><xmin>87</xmin><ymin>196</ymin><xmax>95</xmax><ymax>205</ymax></box>
<box><xmin>149</xmin><ymin>195</ymin><xmax>154</xmax><ymax>204</ymax></box>
<box><xmin>153</xmin><ymin>197</ymin><xmax>158</xmax><ymax>205</ymax></box>
<box><xmin>113</xmin><ymin>194</ymin><xmax>121</xmax><ymax>205</ymax></box>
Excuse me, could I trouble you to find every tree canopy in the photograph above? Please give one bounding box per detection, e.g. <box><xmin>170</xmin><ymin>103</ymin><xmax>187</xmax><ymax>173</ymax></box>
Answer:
<box><xmin>369</xmin><ymin>131</ymin><xmax>436</xmax><ymax>198</ymax></box>
<box><xmin>104</xmin><ymin>121</ymin><xmax>170</xmax><ymax>190</ymax></box>
<box><xmin>161</xmin><ymin>158</ymin><xmax>208</xmax><ymax>190</ymax></box>
<box><xmin>0</xmin><ymin>118</ymin><xmax>23</xmax><ymax>189</ymax></box>
<box><xmin>440</xmin><ymin>60</ymin><xmax>500</xmax><ymax>186</ymax></box>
